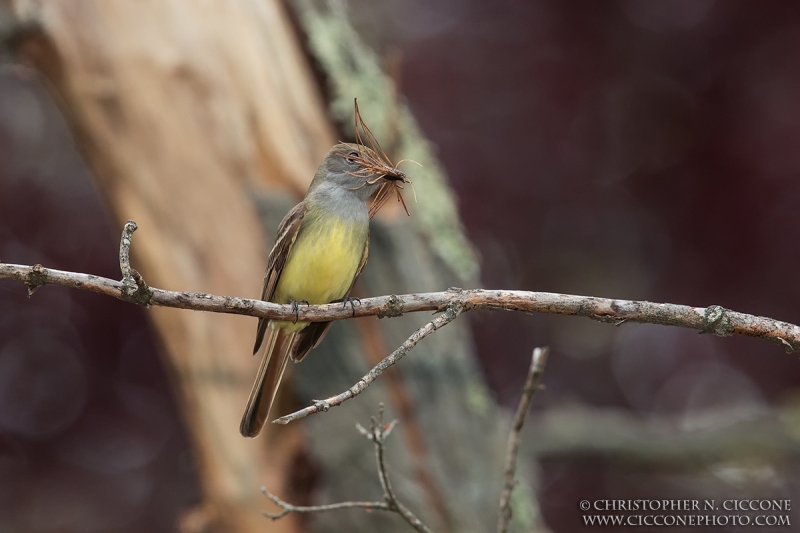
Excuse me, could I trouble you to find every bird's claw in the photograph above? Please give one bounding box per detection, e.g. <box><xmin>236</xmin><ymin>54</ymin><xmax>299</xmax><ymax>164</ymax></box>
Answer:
<box><xmin>341</xmin><ymin>296</ymin><xmax>361</xmax><ymax>317</ymax></box>
<box><xmin>290</xmin><ymin>299</ymin><xmax>309</xmax><ymax>324</ymax></box>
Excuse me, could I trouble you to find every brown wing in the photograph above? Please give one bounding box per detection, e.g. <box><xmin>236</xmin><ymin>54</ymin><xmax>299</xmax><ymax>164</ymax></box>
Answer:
<box><xmin>252</xmin><ymin>201</ymin><xmax>307</xmax><ymax>354</ymax></box>
<box><xmin>289</xmin><ymin>232</ymin><xmax>370</xmax><ymax>362</ymax></box>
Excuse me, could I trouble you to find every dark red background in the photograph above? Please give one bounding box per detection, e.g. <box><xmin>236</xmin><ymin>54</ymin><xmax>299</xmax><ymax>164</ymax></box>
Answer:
<box><xmin>367</xmin><ymin>1</ymin><xmax>800</xmax><ymax>530</ymax></box>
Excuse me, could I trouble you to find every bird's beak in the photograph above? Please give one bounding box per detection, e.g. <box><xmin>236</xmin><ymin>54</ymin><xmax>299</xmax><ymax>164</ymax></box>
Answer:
<box><xmin>384</xmin><ymin>168</ymin><xmax>408</xmax><ymax>182</ymax></box>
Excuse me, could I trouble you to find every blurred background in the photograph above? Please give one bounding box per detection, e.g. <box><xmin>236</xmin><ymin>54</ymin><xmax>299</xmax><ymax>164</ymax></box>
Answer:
<box><xmin>2</xmin><ymin>0</ymin><xmax>800</xmax><ymax>532</ymax></box>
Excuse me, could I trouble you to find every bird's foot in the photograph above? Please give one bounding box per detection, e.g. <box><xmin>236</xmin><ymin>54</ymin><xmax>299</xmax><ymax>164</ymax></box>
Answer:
<box><xmin>341</xmin><ymin>296</ymin><xmax>361</xmax><ymax>317</ymax></box>
<box><xmin>290</xmin><ymin>299</ymin><xmax>309</xmax><ymax>324</ymax></box>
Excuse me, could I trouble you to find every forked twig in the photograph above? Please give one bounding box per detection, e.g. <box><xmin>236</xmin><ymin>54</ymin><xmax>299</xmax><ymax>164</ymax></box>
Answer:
<box><xmin>272</xmin><ymin>303</ymin><xmax>462</xmax><ymax>425</ymax></box>
<box><xmin>497</xmin><ymin>347</ymin><xmax>549</xmax><ymax>533</ymax></box>
<box><xmin>3</xmin><ymin>217</ymin><xmax>800</xmax><ymax>428</ymax></box>
<box><xmin>262</xmin><ymin>404</ymin><xmax>432</xmax><ymax>533</ymax></box>
<box><xmin>361</xmin><ymin>405</ymin><xmax>433</xmax><ymax>533</ymax></box>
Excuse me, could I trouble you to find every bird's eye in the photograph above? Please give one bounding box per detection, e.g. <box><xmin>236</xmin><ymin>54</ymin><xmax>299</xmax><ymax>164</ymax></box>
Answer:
<box><xmin>346</xmin><ymin>151</ymin><xmax>359</xmax><ymax>164</ymax></box>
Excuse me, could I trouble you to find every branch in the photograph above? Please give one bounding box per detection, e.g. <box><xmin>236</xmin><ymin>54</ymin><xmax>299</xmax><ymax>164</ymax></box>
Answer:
<box><xmin>272</xmin><ymin>302</ymin><xmax>462</xmax><ymax>425</ymax></box>
<box><xmin>497</xmin><ymin>347</ymin><xmax>548</xmax><ymax>533</ymax></box>
<box><xmin>262</xmin><ymin>405</ymin><xmax>432</xmax><ymax>533</ymax></box>
<box><xmin>0</xmin><ymin>221</ymin><xmax>797</xmax><ymax>353</ymax></box>
<box><xmin>3</xmin><ymin>219</ymin><xmax>799</xmax><ymax>424</ymax></box>
<box><xmin>2</xmin><ymin>218</ymin><xmax>800</xmax><ymax>423</ymax></box>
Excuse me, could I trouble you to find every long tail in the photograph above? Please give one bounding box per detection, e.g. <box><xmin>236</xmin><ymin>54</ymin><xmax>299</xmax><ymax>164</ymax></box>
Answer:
<box><xmin>240</xmin><ymin>326</ymin><xmax>295</xmax><ymax>437</ymax></box>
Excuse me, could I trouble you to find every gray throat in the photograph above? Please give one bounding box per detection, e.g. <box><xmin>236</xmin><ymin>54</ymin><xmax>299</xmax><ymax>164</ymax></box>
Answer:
<box><xmin>306</xmin><ymin>180</ymin><xmax>373</xmax><ymax>224</ymax></box>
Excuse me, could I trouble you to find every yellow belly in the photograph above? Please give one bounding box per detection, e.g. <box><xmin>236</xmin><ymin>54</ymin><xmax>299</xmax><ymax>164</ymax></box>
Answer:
<box><xmin>272</xmin><ymin>215</ymin><xmax>365</xmax><ymax>332</ymax></box>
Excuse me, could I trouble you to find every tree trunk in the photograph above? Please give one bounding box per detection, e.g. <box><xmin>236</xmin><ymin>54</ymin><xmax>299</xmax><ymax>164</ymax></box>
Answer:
<box><xmin>10</xmin><ymin>1</ymin><xmax>336</xmax><ymax>531</ymax></box>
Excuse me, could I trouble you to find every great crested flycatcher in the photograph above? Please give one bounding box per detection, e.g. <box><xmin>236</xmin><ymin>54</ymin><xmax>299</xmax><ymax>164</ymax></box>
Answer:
<box><xmin>240</xmin><ymin>141</ymin><xmax>408</xmax><ymax>437</ymax></box>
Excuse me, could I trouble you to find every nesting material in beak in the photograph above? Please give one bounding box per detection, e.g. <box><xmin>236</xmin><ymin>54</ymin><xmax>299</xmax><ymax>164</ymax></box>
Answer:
<box><xmin>343</xmin><ymin>99</ymin><xmax>416</xmax><ymax>219</ymax></box>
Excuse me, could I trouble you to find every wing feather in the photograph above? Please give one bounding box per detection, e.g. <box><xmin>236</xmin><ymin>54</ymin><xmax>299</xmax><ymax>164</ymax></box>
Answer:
<box><xmin>252</xmin><ymin>201</ymin><xmax>307</xmax><ymax>354</ymax></box>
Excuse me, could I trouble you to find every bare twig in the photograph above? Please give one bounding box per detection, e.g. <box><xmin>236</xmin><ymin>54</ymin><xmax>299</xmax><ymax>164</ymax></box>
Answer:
<box><xmin>117</xmin><ymin>220</ymin><xmax>152</xmax><ymax>305</ymax></box>
<box><xmin>262</xmin><ymin>405</ymin><xmax>432</xmax><ymax>533</ymax></box>
<box><xmin>2</xmin><ymin>223</ymin><xmax>799</xmax><ymax>425</ymax></box>
<box><xmin>365</xmin><ymin>405</ymin><xmax>433</xmax><ymax>533</ymax></box>
<box><xmin>119</xmin><ymin>220</ymin><xmax>136</xmax><ymax>283</ymax></box>
<box><xmin>261</xmin><ymin>488</ymin><xmax>391</xmax><ymax>520</ymax></box>
<box><xmin>272</xmin><ymin>303</ymin><xmax>462</xmax><ymax>425</ymax></box>
<box><xmin>1</xmin><ymin>223</ymin><xmax>799</xmax><ymax>429</ymax></box>
<box><xmin>2</xmin><ymin>251</ymin><xmax>798</xmax><ymax>353</ymax></box>
<box><xmin>354</xmin><ymin>314</ymin><xmax>453</xmax><ymax>530</ymax></box>
<box><xmin>497</xmin><ymin>347</ymin><xmax>549</xmax><ymax>533</ymax></box>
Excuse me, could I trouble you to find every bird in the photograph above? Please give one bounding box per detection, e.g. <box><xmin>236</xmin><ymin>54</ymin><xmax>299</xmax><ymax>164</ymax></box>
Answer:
<box><xmin>240</xmin><ymin>140</ymin><xmax>409</xmax><ymax>437</ymax></box>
